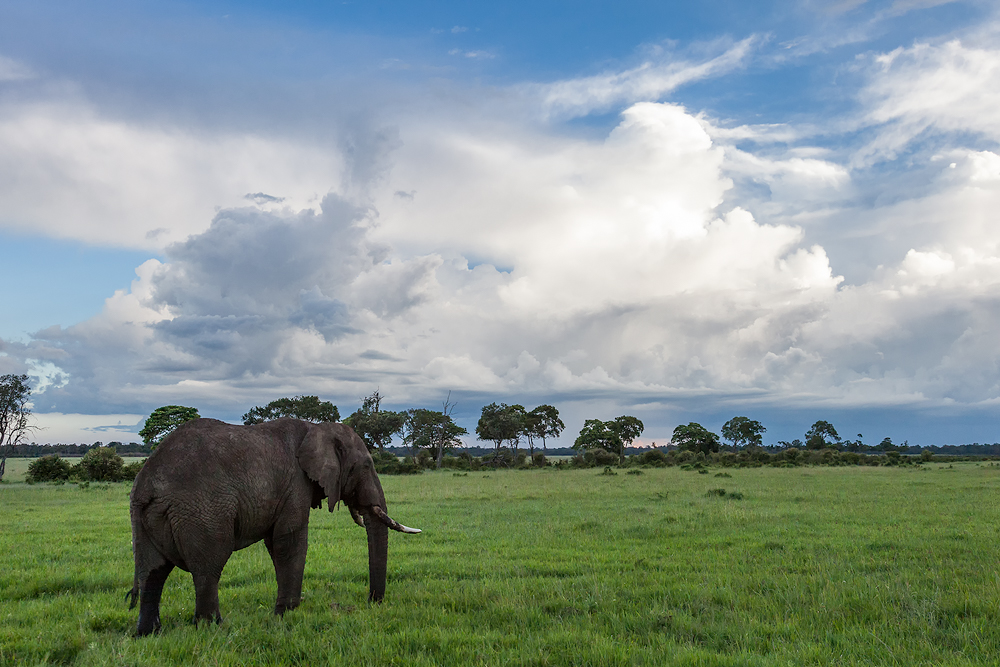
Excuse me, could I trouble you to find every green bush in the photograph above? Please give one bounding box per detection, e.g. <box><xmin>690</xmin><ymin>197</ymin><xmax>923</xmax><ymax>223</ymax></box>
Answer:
<box><xmin>119</xmin><ymin>459</ymin><xmax>145</xmax><ymax>481</ymax></box>
<box><xmin>372</xmin><ymin>450</ymin><xmax>421</xmax><ymax>475</ymax></box>
<box><xmin>574</xmin><ymin>448</ymin><xmax>617</xmax><ymax>468</ymax></box>
<box><xmin>634</xmin><ymin>449</ymin><xmax>668</xmax><ymax>467</ymax></box>
<box><xmin>78</xmin><ymin>447</ymin><xmax>124</xmax><ymax>482</ymax></box>
<box><xmin>532</xmin><ymin>452</ymin><xmax>548</xmax><ymax>467</ymax></box>
<box><xmin>26</xmin><ymin>455</ymin><xmax>72</xmax><ymax>483</ymax></box>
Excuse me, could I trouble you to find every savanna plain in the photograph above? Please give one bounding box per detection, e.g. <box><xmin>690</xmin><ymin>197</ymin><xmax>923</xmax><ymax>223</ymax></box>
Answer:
<box><xmin>2</xmin><ymin>459</ymin><xmax>999</xmax><ymax>666</ymax></box>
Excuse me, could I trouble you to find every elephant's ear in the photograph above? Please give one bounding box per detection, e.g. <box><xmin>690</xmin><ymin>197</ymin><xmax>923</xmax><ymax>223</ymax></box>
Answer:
<box><xmin>296</xmin><ymin>425</ymin><xmax>342</xmax><ymax>510</ymax></box>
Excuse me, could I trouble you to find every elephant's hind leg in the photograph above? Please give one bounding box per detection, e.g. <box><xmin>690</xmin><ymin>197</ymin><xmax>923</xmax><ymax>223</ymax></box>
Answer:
<box><xmin>192</xmin><ymin>571</ymin><xmax>224</xmax><ymax>626</ymax></box>
<box><xmin>137</xmin><ymin>562</ymin><xmax>175</xmax><ymax>636</ymax></box>
<box><xmin>265</xmin><ymin>527</ymin><xmax>309</xmax><ymax>615</ymax></box>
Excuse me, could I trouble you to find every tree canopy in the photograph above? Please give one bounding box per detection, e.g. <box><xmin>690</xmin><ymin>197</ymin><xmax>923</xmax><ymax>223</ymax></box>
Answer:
<box><xmin>721</xmin><ymin>416</ymin><xmax>766</xmax><ymax>449</ymax></box>
<box><xmin>139</xmin><ymin>405</ymin><xmax>201</xmax><ymax>447</ymax></box>
<box><xmin>344</xmin><ymin>391</ymin><xmax>405</xmax><ymax>451</ymax></box>
<box><xmin>403</xmin><ymin>408</ymin><xmax>468</xmax><ymax>467</ymax></box>
<box><xmin>672</xmin><ymin>422</ymin><xmax>721</xmax><ymax>455</ymax></box>
<box><xmin>475</xmin><ymin>403</ymin><xmax>526</xmax><ymax>455</ymax></box>
<box><xmin>242</xmin><ymin>396</ymin><xmax>339</xmax><ymax>425</ymax></box>
<box><xmin>523</xmin><ymin>404</ymin><xmax>565</xmax><ymax>454</ymax></box>
<box><xmin>573</xmin><ymin>415</ymin><xmax>644</xmax><ymax>464</ymax></box>
<box><xmin>0</xmin><ymin>373</ymin><xmax>32</xmax><ymax>481</ymax></box>
<box><xmin>805</xmin><ymin>420</ymin><xmax>840</xmax><ymax>450</ymax></box>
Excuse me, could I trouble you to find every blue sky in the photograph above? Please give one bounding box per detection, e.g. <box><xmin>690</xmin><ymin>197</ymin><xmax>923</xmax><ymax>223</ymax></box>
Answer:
<box><xmin>1</xmin><ymin>0</ymin><xmax>999</xmax><ymax>446</ymax></box>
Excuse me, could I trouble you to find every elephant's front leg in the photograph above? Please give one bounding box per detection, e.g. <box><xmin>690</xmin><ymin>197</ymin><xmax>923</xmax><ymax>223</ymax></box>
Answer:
<box><xmin>265</xmin><ymin>527</ymin><xmax>309</xmax><ymax>615</ymax></box>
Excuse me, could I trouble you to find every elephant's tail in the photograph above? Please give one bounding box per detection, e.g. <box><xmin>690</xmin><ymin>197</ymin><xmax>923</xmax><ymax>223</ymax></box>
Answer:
<box><xmin>125</xmin><ymin>584</ymin><xmax>139</xmax><ymax>609</ymax></box>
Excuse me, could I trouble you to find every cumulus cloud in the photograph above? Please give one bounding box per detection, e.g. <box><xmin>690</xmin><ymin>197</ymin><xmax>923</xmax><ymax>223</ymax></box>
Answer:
<box><xmin>0</xmin><ymin>101</ymin><xmax>345</xmax><ymax>248</ymax></box>
<box><xmin>5</xmin><ymin>26</ymin><xmax>1000</xmax><ymax>440</ymax></box>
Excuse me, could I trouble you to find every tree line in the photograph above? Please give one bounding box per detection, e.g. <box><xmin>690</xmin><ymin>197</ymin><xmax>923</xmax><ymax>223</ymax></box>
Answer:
<box><xmin>3</xmin><ymin>369</ymin><xmax>999</xmax><ymax>484</ymax></box>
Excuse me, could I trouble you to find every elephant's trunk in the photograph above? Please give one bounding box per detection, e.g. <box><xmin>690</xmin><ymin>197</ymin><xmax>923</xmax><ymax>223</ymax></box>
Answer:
<box><xmin>364</xmin><ymin>509</ymin><xmax>388</xmax><ymax>603</ymax></box>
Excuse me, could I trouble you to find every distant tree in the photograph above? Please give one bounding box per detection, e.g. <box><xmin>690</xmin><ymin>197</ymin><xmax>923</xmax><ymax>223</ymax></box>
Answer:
<box><xmin>805</xmin><ymin>420</ymin><xmax>840</xmax><ymax>450</ymax></box>
<box><xmin>0</xmin><ymin>373</ymin><xmax>32</xmax><ymax>482</ymax></box>
<box><xmin>672</xmin><ymin>422</ymin><xmax>721</xmax><ymax>455</ymax></box>
<box><xmin>573</xmin><ymin>419</ymin><xmax>621</xmax><ymax>453</ymax></box>
<box><xmin>403</xmin><ymin>402</ymin><xmax>468</xmax><ymax>468</ymax></box>
<box><xmin>139</xmin><ymin>406</ymin><xmax>201</xmax><ymax>448</ymax></box>
<box><xmin>777</xmin><ymin>439</ymin><xmax>804</xmax><ymax>449</ymax></box>
<box><xmin>344</xmin><ymin>391</ymin><xmax>405</xmax><ymax>451</ymax></box>
<box><xmin>243</xmin><ymin>395</ymin><xmax>339</xmax><ymax>425</ymax></box>
<box><xmin>610</xmin><ymin>415</ymin><xmax>644</xmax><ymax>465</ymax></box>
<box><xmin>721</xmin><ymin>416</ymin><xmax>766</xmax><ymax>449</ymax></box>
<box><xmin>523</xmin><ymin>404</ymin><xmax>565</xmax><ymax>455</ymax></box>
<box><xmin>878</xmin><ymin>437</ymin><xmax>900</xmax><ymax>452</ymax></box>
<box><xmin>476</xmin><ymin>403</ymin><xmax>526</xmax><ymax>460</ymax></box>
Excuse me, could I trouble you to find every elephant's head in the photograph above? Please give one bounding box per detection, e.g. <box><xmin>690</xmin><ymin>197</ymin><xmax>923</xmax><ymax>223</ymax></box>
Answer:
<box><xmin>296</xmin><ymin>422</ymin><xmax>420</xmax><ymax>602</ymax></box>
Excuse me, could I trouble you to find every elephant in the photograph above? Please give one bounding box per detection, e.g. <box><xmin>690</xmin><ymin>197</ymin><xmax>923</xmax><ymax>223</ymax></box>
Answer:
<box><xmin>127</xmin><ymin>417</ymin><xmax>419</xmax><ymax>636</ymax></box>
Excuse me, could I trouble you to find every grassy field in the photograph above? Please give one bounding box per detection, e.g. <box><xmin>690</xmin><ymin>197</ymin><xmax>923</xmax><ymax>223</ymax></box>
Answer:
<box><xmin>2</xmin><ymin>463</ymin><xmax>999</xmax><ymax>665</ymax></box>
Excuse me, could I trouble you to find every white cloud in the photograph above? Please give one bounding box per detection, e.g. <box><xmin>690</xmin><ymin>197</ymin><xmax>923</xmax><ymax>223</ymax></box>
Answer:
<box><xmin>858</xmin><ymin>39</ymin><xmax>1000</xmax><ymax>163</ymax></box>
<box><xmin>0</xmin><ymin>101</ymin><xmax>345</xmax><ymax>249</ymax></box>
<box><xmin>0</xmin><ymin>55</ymin><xmax>34</xmax><ymax>81</ymax></box>
<box><xmin>530</xmin><ymin>36</ymin><xmax>759</xmax><ymax>119</ymax></box>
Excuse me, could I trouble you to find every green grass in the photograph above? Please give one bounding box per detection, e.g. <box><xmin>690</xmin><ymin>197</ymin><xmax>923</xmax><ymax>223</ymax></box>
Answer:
<box><xmin>2</xmin><ymin>464</ymin><xmax>1000</xmax><ymax>665</ymax></box>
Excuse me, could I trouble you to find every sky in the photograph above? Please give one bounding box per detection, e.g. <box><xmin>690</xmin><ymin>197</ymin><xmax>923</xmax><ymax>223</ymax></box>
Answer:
<box><xmin>1</xmin><ymin>0</ymin><xmax>999</xmax><ymax>446</ymax></box>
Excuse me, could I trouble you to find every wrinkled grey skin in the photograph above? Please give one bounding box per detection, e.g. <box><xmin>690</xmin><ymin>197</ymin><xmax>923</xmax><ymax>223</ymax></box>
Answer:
<box><xmin>128</xmin><ymin>417</ymin><xmax>416</xmax><ymax>636</ymax></box>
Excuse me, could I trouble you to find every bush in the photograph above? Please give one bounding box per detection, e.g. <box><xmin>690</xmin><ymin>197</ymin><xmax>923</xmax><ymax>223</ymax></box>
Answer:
<box><xmin>440</xmin><ymin>454</ymin><xmax>472</xmax><ymax>470</ymax></box>
<box><xmin>26</xmin><ymin>455</ymin><xmax>72</xmax><ymax>483</ymax></box>
<box><xmin>119</xmin><ymin>459</ymin><xmax>145</xmax><ymax>481</ymax></box>
<box><xmin>78</xmin><ymin>447</ymin><xmax>124</xmax><ymax>482</ymax></box>
<box><xmin>575</xmin><ymin>448</ymin><xmax>618</xmax><ymax>468</ymax></box>
<box><xmin>532</xmin><ymin>452</ymin><xmax>548</xmax><ymax>467</ymax></box>
<box><xmin>634</xmin><ymin>449</ymin><xmax>668</xmax><ymax>467</ymax></box>
<box><xmin>372</xmin><ymin>451</ymin><xmax>422</xmax><ymax>475</ymax></box>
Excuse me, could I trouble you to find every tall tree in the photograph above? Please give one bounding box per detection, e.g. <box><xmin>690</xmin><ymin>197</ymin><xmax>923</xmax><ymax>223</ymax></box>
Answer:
<box><xmin>139</xmin><ymin>405</ymin><xmax>200</xmax><ymax>448</ymax></box>
<box><xmin>721</xmin><ymin>416</ymin><xmax>766</xmax><ymax>449</ymax></box>
<box><xmin>0</xmin><ymin>374</ymin><xmax>32</xmax><ymax>482</ymax></box>
<box><xmin>672</xmin><ymin>422</ymin><xmax>721</xmax><ymax>455</ymax></box>
<box><xmin>475</xmin><ymin>402</ymin><xmax>526</xmax><ymax>461</ymax></box>
<box><xmin>242</xmin><ymin>396</ymin><xmax>339</xmax><ymax>425</ymax></box>
<box><xmin>611</xmin><ymin>415</ymin><xmax>644</xmax><ymax>465</ymax></box>
<box><xmin>573</xmin><ymin>419</ymin><xmax>621</xmax><ymax>453</ymax></box>
<box><xmin>344</xmin><ymin>391</ymin><xmax>405</xmax><ymax>451</ymax></box>
<box><xmin>523</xmin><ymin>404</ymin><xmax>565</xmax><ymax>455</ymax></box>
<box><xmin>805</xmin><ymin>420</ymin><xmax>840</xmax><ymax>450</ymax></box>
<box><xmin>402</xmin><ymin>404</ymin><xmax>468</xmax><ymax>467</ymax></box>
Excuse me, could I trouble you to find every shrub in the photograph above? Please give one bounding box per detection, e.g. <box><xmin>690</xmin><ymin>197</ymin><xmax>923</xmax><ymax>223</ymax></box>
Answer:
<box><xmin>634</xmin><ymin>449</ymin><xmax>668</xmax><ymax>467</ymax></box>
<box><xmin>440</xmin><ymin>455</ymin><xmax>471</xmax><ymax>470</ymax></box>
<box><xmin>26</xmin><ymin>455</ymin><xmax>72</xmax><ymax>483</ymax></box>
<box><xmin>78</xmin><ymin>447</ymin><xmax>124</xmax><ymax>482</ymax></box>
<box><xmin>783</xmin><ymin>448</ymin><xmax>801</xmax><ymax>464</ymax></box>
<box><xmin>532</xmin><ymin>452</ymin><xmax>548</xmax><ymax>467</ymax></box>
<box><xmin>119</xmin><ymin>459</ymin><xmax>145</xmax><ymax>481</ymax></box>
<box><xmin>598</xmin><ymin>466</ymin><xmax>617</xmax><ymax>476</ymax></box>
<box><xmin>372</xmin><ymin>450</ymin><xmax>420</xmax><ymax>475</ymax></box>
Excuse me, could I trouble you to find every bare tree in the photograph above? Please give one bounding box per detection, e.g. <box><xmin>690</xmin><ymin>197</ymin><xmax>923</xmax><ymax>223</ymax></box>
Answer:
<box><xmin>0</xmin><ymin>374</ymin><xmax>33</xmax><ymax>482</ymax></box>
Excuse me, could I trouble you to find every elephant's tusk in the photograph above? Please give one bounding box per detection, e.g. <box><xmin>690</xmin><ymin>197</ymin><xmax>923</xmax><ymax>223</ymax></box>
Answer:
<box><xmin>371</xmin><ymin>505</ymin><xmax>421</xmax><ymax>534</ymax></box>
<box><xmin>350</xmin><ymin>507</ymin><xmax>366</xmax><ymax>528</ymax></box>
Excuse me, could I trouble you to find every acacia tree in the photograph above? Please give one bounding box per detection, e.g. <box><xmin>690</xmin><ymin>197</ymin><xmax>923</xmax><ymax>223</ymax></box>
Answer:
<box><xmin>611</xmin><ymin>415</ymin><xmax>644</xmax><ymax>465</ymax></box>
<box><xmin>573</xmin><ymin>415</ymin><xmax>644</xmax><ymax>464</ymax></box>
<box><xmin>0</xmin><ymin>374</ymin><xmax>32</xmax><ymax>481</ymax></box>
<box><xmin>242</xmin><ymin>396</ymin><xmax>339</xmax><ymax>425</ymax></box>
<box><xmin>721</xmin><ymin>416</ymin><xmax>766</xmax><ymax>450</ymax></box>
<box><xmin>402</xmin><ymin>403</ymin><xmax>468</xmax><ymax>468</ymax></box>
<box><xmin>344</xmin><ymin>391</ymin><xmax>405</xmax><ymax>451</ymax></box>
<box><xmin>523</xmin><ymin>404</ymin><xmax>565</xmax><ymax>456</ymax></box>
<box><xmin>475</xmin><ymin>402</ymin><xmax>526</xmax><ymax>462</ymax></box>
<box><xmin>672</xmin><ymin>422</ymin><xmax>721</xmax><ymax>455</ymax></box>
<box><xmin>139</xmin><ymin>405</ymin><xmax>201</xmax><ymax>448</ymax></box>
<box><xmin>805</xmin><ymin>420</ymin><xmax>840</xmax><ymax>450</ymax></box>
